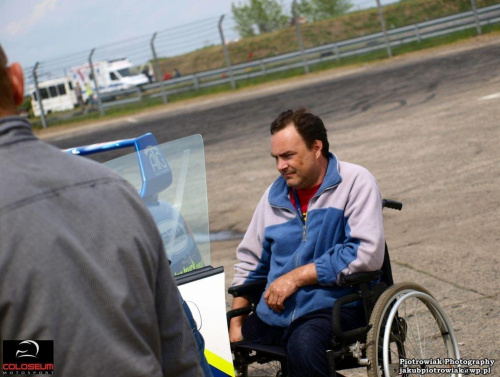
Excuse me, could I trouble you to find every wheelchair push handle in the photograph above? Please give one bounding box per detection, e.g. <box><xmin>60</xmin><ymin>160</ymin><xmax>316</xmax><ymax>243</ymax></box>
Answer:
<box><xmin>382</xmin><ymin>199</ymin><xmax>403</xmax><ymax>211</ymax></box>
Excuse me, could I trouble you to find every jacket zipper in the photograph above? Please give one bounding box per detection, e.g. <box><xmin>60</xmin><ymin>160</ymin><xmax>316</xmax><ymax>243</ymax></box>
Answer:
<box><xmin>300</xmin><ymin>196</ymin><xmax>313</xmax><ymax>242</ymax></box>
<box><xmin>300</xmin><ymin>182</ymin><xmax>341</xmax><ymax>241</ymax></box>
<box><xmin>293</xmin><ymin>202</ymin><xmax>307</xmax><ymax>322</ymax></box>
<box><xmin>274</xmin><ymin>184</ymin><xmax>341</xmax><ymax>324</ymax></box>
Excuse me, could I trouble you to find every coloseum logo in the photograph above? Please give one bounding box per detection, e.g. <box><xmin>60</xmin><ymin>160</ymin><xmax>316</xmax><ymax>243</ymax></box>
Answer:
<box><xmin>2</xmin><ymin>340</ymin><xmax>54</xmax><ymax>375</ymax></box>
<box><xmin>15</xmin><ymin>340</ymin><xmax>39</xmax><ymax>358</ymax></box>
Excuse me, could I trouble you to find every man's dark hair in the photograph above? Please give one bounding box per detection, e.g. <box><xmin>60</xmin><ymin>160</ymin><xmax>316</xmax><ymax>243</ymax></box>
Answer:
<box><xmin>270</xmin><ymin>108</ymin><xmax>330</xmax><ymax>158</ymax></box>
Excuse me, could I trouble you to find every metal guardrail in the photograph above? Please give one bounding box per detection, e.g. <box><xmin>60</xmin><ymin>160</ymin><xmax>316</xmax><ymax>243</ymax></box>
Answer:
<box><xmin>109</xmin><ymin>4</ymin><xmax>500</xmax><ymax>106</ymax></box>
<box><xmin>100</xmin><ymin>87</ymin><xmax>142</xmax><ymax>109</ymax></box>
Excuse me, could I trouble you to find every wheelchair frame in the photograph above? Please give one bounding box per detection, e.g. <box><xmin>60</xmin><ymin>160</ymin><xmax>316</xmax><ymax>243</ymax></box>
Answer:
<box><xmin>227</xmin><ymin>200</ymin><xmax>461</xmax><ymax>377</ymax></box>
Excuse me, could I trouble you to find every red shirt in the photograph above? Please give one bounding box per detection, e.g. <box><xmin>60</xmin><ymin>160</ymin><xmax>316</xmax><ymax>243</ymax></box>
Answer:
<box><xmin>290</xmin><ymin>184</ymin><xmax>321</xmax><ymax>222</ymax></box>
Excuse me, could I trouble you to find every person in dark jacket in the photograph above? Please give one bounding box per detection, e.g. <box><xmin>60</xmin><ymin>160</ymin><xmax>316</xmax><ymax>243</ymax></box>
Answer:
<box><xmin>0</xmin><ymin>44</ymin><xmax>203</xmax><ymax>377</ymax></box>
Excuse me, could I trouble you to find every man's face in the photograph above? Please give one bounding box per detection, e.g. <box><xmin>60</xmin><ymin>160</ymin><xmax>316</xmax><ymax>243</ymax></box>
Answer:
<box><xmin>271</xmin><ymin>124</ymin><xmax>323</xmax><ymax>189</ymax></box>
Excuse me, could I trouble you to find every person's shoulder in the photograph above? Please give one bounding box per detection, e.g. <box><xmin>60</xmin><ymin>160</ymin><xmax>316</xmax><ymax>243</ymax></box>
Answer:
<box><xmin>30</xmin><ymin>139</ymin><xmax>131</xmax><ymax>191</ymax></box>
<box><xmin>338</xmin><ymin>160</ymin><xmax>377</xmax><ymax>184</ymax></box>
<box><xmin>0</xmin><ymin>138</ymin><xmax>136</xmax><ymax>213</ymax></box>
<box><xmin>338</xmin><ymin>160</ymin><xmax>370</xmax><ymax>173</ymax></box>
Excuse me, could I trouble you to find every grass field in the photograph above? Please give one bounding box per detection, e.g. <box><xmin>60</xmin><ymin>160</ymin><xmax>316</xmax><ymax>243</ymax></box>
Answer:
<box><xmin>158</xmin><ymin>0</ymin><xmax>500</xmax><ymax>73</ymax></box>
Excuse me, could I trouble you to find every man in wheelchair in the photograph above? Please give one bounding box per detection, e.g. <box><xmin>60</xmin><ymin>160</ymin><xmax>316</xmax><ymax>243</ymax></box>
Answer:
<box><xmin>229</xmin><ymin>108</ymin><xmax>386</xmax><ymax>377</ymax></box>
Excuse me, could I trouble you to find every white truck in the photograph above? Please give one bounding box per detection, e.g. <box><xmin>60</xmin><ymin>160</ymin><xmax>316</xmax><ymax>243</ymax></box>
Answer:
<box><xmin>70</xmin><ymin>58</ymin><xmax>151</xmax><ymax>102</ymax></box>
<box><xmin>30</xmin><ymin>58</ymin><xmax>152</xmax><ymax>116</ymax></box>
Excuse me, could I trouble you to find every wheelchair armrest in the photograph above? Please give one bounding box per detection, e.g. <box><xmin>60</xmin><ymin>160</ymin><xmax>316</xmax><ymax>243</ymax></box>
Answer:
<box><xmin>228</xmin><ymin>279</ymin><xmax>267</xmax><ymax>298</ymax></box>
<box><xmin>227</xmin><ymin>306</ymin><xmax>253</xmax><ymax>318</ymax></box>
<box><xmin>227</xmin><ymin>306</ymin><xmax>254</xmax><ymax>328</ymax></box>
<box><xmin>331</xmin><ymin>292</ymin><xmax>372</xmax><ymax>343</ymax></box>
<box><xmin>227</xmin><ymin>280</ymin><xmax>267</xmax><ymax>329</ymax></box>
<box><xmin>338</xmin><ymin>270</ymin><xmax>383</xmax><ymax>287</ymax></box>
<box><xmin>332</xmin><ymin>275</ymin><xmax>388</xmax><ymax>343</ymax></box>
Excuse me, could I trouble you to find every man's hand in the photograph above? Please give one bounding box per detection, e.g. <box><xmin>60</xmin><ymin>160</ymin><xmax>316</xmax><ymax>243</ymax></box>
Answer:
<box><xmin>229</xmin><ymin>317</ymin><xmax>244</xmax><ymax>343</ymax></box>
<box><xmin>264</xmin><ymin>263</ymin><xmax>318</xmax><ymax>313</ymax></box>
<box><xmin>229</xmin><ymin>296</ymin><xmax>250</xmax><ymax>342</ymax></box>
<box><xmin>264</xmin><ymin>272</ymin><xmax>298</xmax><ymax>313</ymax></box>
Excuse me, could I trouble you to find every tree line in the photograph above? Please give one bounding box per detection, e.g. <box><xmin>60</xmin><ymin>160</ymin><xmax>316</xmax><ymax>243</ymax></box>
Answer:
<box><xmin>232</xmin><ymin>0</ymin><xmax>353</xmax><ymax>38</ymax></box>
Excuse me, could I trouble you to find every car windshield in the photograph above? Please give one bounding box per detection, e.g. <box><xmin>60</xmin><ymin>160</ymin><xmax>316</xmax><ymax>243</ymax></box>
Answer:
<box><xmin>103</xmin><ymin>134</ymin><xmax>211</xmax><ymax>276</ymax></box>
<box><xmin>117</xmin><ymin>68</ymin><xmax>132</xmax><ymax>77</ymax></box>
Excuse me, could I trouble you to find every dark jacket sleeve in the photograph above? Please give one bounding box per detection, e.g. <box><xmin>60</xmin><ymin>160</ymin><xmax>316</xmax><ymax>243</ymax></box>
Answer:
<box><xmin>155</xmin><ymin>238</ymin><xmax>204</xmax><ymax>377</ymax></box>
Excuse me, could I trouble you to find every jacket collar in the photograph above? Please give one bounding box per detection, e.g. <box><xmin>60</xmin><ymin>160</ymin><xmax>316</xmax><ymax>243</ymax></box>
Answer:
<box><xmin>0</xmin><ymin>116</ymin><xmax>35</xmax><ymax>147</ymax></box>
<box><xmin>268</xmin><ymin>153</ymin><xmax>341</xmax><ymax>209</ymax></box>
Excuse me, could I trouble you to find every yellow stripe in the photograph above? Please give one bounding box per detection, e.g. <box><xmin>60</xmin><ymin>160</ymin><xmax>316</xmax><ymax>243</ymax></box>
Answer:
<box><xmin>204</xmin><ymin>348</ymin><xmax>235</xmax><ymax>377</ymax></box>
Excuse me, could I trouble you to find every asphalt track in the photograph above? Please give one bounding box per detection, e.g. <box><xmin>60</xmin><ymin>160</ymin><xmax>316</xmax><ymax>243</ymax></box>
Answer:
<box><xmin>45</xmin><ymin>36</ymin><xmax>500</xmax><ymax>372</ymax></box>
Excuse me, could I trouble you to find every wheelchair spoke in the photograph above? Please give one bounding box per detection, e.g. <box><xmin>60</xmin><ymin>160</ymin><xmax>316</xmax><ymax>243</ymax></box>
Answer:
<box><xmin>405</xmin><ymin>299</ymin><xmax>426</xmax><ymax>359</ymax></box>
<box><xmin>413</xmin><ymin>296</ymin><xmax>422</xmax><ymax>357</ymax></box>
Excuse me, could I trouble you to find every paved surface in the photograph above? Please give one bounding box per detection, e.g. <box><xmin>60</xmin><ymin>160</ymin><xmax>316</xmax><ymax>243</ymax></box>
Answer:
<box><xmin>45</xmin><ymin>36</ymin><xmax>500</xmax><ymax>373</ymax></box>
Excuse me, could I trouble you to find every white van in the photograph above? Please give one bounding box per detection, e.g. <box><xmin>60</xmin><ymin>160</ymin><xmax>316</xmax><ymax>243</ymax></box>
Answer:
<box><xmin>30</xmin><ymin>76</ymin><xmax>76</xmax><ymax>117</ymax></box>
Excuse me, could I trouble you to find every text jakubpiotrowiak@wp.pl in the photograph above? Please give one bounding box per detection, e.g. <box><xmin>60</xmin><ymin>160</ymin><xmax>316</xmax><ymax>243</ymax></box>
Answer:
<box><xmin>398</xmin><ymin>358</ymin><xmax>495</xmax><ymax>375</ymax></box>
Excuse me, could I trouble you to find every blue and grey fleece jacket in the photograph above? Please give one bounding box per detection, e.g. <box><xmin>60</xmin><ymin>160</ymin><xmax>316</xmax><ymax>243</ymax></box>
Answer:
<box><xmin>232</xmin><ymin>153</ymin><xmax>385</xmax><ymax>328</ymax></box>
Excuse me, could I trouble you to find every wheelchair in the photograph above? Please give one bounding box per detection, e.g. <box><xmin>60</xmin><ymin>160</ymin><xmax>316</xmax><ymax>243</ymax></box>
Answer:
<box><xmin>227</xmin><ymin>199</ymin><xmax>461</xmax><ymax>377</ymax></box>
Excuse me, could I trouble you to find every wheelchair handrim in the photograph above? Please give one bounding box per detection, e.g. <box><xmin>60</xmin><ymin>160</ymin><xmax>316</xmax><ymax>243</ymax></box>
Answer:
<box><xmin>382</xmin><ymin>291</ymin><xmax>461</xmax><ymax>377</ymax></box>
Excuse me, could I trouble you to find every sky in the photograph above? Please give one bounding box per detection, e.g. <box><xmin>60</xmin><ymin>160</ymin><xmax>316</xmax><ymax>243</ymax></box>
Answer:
<box><xmin>0</xmin><ymin>0</ymin><xmax>241</xmax><ymax>69</ymax></box>
<box><xmin>0</xmin><ymin>0</ymin><xmax>389</xmax><ymax>78</ymax></box>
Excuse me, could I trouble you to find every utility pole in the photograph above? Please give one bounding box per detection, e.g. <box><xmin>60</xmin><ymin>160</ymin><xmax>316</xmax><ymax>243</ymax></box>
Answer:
<box><xmin>32</xmin><ymin>62</ymin><xmax>47</xmax><ymax>128</ymax></box>
<box><xmin>151</xmin><ymin>32</ymin><xmax>168</xmax><ymax>103</ymax></box>
<box><xmin>292</xmin><ymin>0</ymin><xmax>310</xmax><ymax>74</ymax></box>
<box><xmin>218</xmin><ymin>15</ymin><xmax>236</xmax><ymax>90</ymax></box>
<box><xmin>88</xmin><ymin>48</ymin><xmax>105</xmax><ymax>116</ymax></box>
<box><xmin>375</xmin><ymin>0</ymin><xmax>392</xmax><ymax>58</ymax></box>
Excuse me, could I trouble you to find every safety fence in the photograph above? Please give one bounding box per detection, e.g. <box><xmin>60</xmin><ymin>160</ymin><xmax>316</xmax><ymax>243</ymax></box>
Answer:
<box><xmin>26</xmin><ymin>0</ymin><xmax>499</xmax><ymax>128</ymax></box>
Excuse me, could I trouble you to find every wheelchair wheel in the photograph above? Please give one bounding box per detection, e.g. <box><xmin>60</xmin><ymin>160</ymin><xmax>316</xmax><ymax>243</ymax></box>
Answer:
<box><xmin>366</xmin><ymin>282</ymin><xmax>460</xmax><ymax>377</ymax></box>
